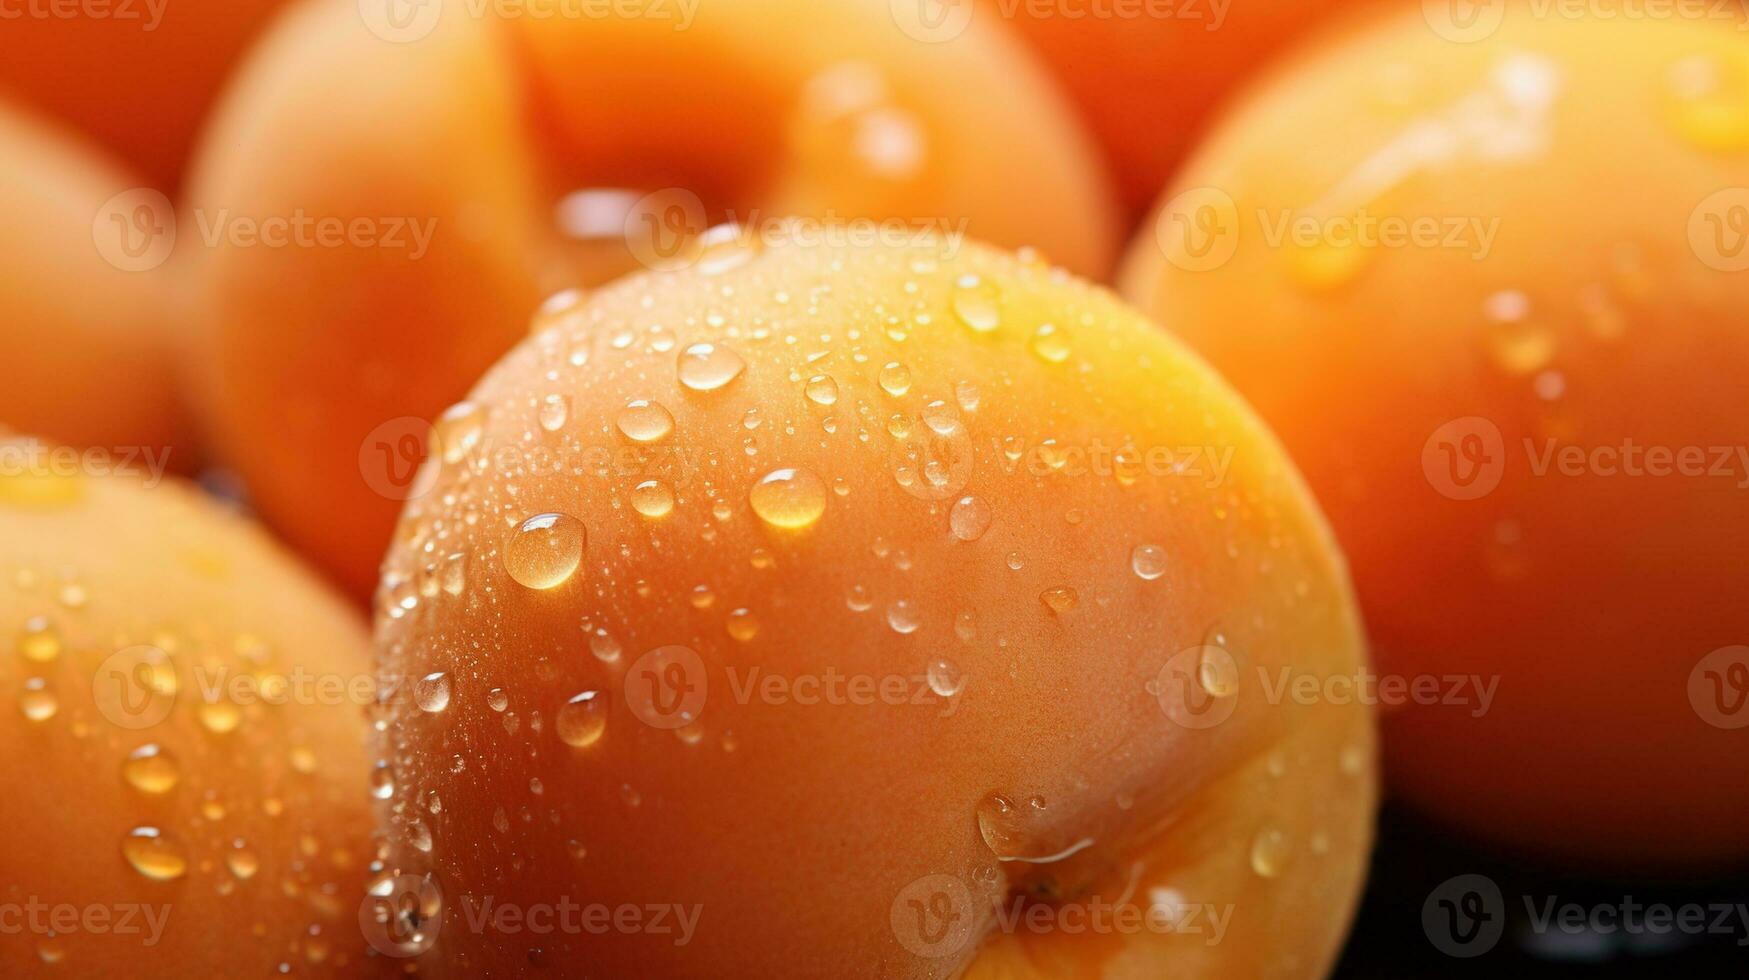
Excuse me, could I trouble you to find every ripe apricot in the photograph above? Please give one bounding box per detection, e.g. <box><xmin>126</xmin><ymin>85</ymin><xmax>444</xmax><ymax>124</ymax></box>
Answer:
<box><xmin>186</xmin><ymin>0</ymin><xmax>1119</xmax><ymax>598</ymax></box>
<box><xmin>989</xmin><ymin>0</ymin><xmax>1378</xmax><ymax>211</ymax></box>
<box><xmin>370</xmin><ymin>234</ymin><xmax>1374</xmax><ymax>976</ymax></box>
<box><xmin>0</xmin><ymin>0</ymin><xmax>284</xmax><ymax>190</ymax></box>
<box><xmin>1121</xmin><ymin>9</ymin><xmax>1749</xmax><ymax>870</ymax></box>
<box><xmin>0</xmin><ymin>100</ymin><xmax>186</xmax><ymax>463</ymax></box>
<box><xmin>0</xmin><ymin>447</ymin><xmax>376</xmax><ymax>975</ymax></box>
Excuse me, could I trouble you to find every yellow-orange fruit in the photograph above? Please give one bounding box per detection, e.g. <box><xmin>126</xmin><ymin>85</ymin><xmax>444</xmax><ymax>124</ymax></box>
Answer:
<box><xmin>1122</xmin><ymin>9</ymin><xmax>1749</xmax><ymax>870</ymax></box>
<box><xmin>186</xmin><ymin>0</ymin><xmax>1120</xmax><ymax>598</ymax></box>
<box><xmin>370</xmin><ymin>235</ymin><xmax>1374</xmax><ymax>977</ymax></box>
<box><xmin>0</xmin><ymin>101</ymin><xmax>185</xmax><ymax>462</ymax></box>
<box><xmin>0</xmin><ymin>0</ymin><xmax>285</xmax><ymax>190</ymax></box>
<box><xmin>992</xmin><ymin>0</ymin><xmax>1380</xmax><ymax>211</ymax></box>
<box><xmin>0</xmin><ymin>449</ymin><xmax>377</xmax><ymax>975</ymax></box>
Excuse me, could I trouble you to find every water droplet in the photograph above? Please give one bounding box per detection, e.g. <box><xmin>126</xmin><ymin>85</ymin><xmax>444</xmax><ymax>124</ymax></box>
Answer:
<box><xmin>19</xmin><ymin>675</ymin><xmax>55</xmax><ymax>721</ymax></box>
<box><xmin>1131</xmin><ymin>544</ymin><xmax>1167</xmax><ymax>581</ymax></box>
<box><xmin>1197</xmin><ymin>647</ymin><xmax>1239</xmax><ymax>698</ymax></box>
<box><xmin>949</xmin><ymin>496</ymin><xmax>992</xmax><ymax>541</ymax></box>
<box><xmin>927</xmin><ymin>658</ymin><xmax>964</xmax><ymax>697</ymax></box>
<box><xmin>504</xmin><ymin>513</ymin><xmax>586</xmax><ymax>589</ymax></box>
<box><xmin>538</xmin><ymin>394</ymin><xmax>569</xmax><ymax>432</ymax></box>
<box><xmin>435</xmin><ymin>401</ymin><xmax>484</xmax><ymax>465</ymax></box>
<box><xmin>18</xmin><ymin>617</ymin><xmax>61</xmax><ymax>663</ymax></box>
<box><xmin>616</xmin><ymin>399</ymin><xmax>675</xmax><ymax>444</ymax></box>
<box><xmin>1483</xmin><ymin>290</ymin><xmax>1554</xmax><ymax>375</ymax></box>
<box><xmin>557</xmin><ymin>691</ymin><xmax>607</xmax><ymax>748</ymax></box>
<box><xmin>487</xmin><ymin>688</ymin><xmax>509</xmax><ymax>712</ymax></box>
<box><xmin>1250</xmin><ymin>827</ymin><xmax>1290</xmax><ymax>878</ymax></box>
<box><xmin>226</xmin><ymin>841</ymin><xmax>260</xmax><ymax>880</ymax></box>
<box><xmin>370</xmin><ymin>762</ymin><xmax>396</xmax><ymax>800</ymax></box>
<box><xmin>951</xmin><ymin>275</ymin><xmax>1002</xmax><ymax>333</ymax></box>
<box><xmin>954</xmin><ymin>610</ymin><xmax>976</xmax><ymax>643</ymax></box>
<box><xmin>694</xmin><ymin>225</ymin><xmax>763</xmax><ymax>276</ymax></box>
<box><xmin>878</xmin><ymin>362</ymin><xmax>913</xmax><ymax>397</ymax></box>
<box><xmin>123</xmin><ymin>827</ymin><xmax>187</xmax><ymax>881</ymax></box>
<box><xmin>197</xmin><ymin>700</ymin><xmax>241</xmax><ymax>734</ymax></box>
<box><xmin>689</xmin><ymin>584</ymin><xmax>715</xmax><ymax>609</ymax></box>
<box><xmin>1040</xmin><ymin>587</ymin><xmax>1078</xmax><ymax>615</ymax></box>
<box><xmin>749</xmin><ymin>468</ymin><xmax>827</xmax><ymax>529</ymax></box>
<box><xmin>408</xmin><ymin>820</ymin><xmax>434</xmax><ymax>852</ymax></box>
<box><xmin>1029</xmin><ymin>323</ymin><xmax>1071</xmax><ymax>363</ymax></box>
<box><xmin>589</xmin><ymin>630</ymin><xmax>622</xmax><ymax>663</ymax></box>
<box><xmin>631</xmin><ymin>480</ymin><xmax>675</xmax><ymax>519</ymax></box>
<box><xmin>677</xmin><ymin>343</ymin><xmax>745</xmax><ymax>391</ymax></box>
<box><xmin>726</xmin><ymin>608</ymin><xmax>760</xmax><ymax>642</ymax></box>
<box><xmin>846</xmin><ymin>584</ymin><xmax>873</xmax><ymax>612</ymax></box>
<box><xmin>955</xmin><ymin>380</ymin><xmax>981</xmax><ymax>412</ymax></box>
<box><xmin>123</xmin><ymin>744</ymin><xmax>179</xmax><ymax>794</ymax></box>
<box><xmin>415</xmin><ymin>672</ymin><xmax>452</xmax><ymax>713</ymax></box>
<box><xmin>805</xmin><ymin>374</ymin><xmax>839</xmax><ymax>406</ymax></box>
<box><xmin>887</xmin><ymin>600</ymin><xmax>919</xmax><ymax>634</ymax></box>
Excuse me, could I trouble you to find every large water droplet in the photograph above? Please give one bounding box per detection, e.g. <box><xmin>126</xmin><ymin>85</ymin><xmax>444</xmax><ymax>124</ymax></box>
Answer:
<box><xmin>951</xmin><ymin>275</ymin><xmax>1002</xmax><ymax>333</ymax></box>
<box><xmin>122</xmin><ymin>827</ymin><xmax>187</xmax><ymax>881</ymax></box>
<box><xmin>504</xmin><ymin>513</ymin><xmax>586</xmax><ymax>589</ymax></box>
<box><xmin>677</xmin><ymin>343</ymin><xmax>745</xmax><ymax>391</ymax></box>
<box><xmin>630</xmin><ymin>480</ymin><xmax>675</xmax><ymax>519</ymax></box>
<box><xmin>927</xmin><ymin>658</ymin><xmax>964</xmax><ymax>697</ymax></box>
<box><xmin>749</xmin><ymin>468</ymin><xmax>828</xmax><ymax>529</ymax></box>
<box><xmin>1131</xmin><ymin>544</ymin><xmax>1167</xmax><ymax>581</ymax></box>
<box><xmin>949</xmin><ymin>496</ymin><xmax>992</xmax><ymax>542</ymax></box>
<box><xmin>123</xmin><ymin>744</ymin><xmax>179</xmax><ymax>794</ymax></box>
<box><xmin>557</xmin><ymin>691</ymin><xmax>607</xmax><ymax>748</ymax></box>
<box><xmin>415</xmin><ymin>672</ymin><xmax>452</xmax><ymax>713</ymax></box>
<box><xmin>617</xmin><ymin>399</ymin><xmax>675</xmax><ymax>443</ymax></box>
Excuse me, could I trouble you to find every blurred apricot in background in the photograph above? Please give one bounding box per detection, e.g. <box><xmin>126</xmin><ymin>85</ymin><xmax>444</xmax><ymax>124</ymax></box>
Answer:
<box><xmin>185</xmin><ymin>0</ymin><xmax>1120</xmax><ymax>598</ymax></box>
<box><xmin>0</xmin><ymin>0</ymin><xmax>285</xmax><ymax>191</ymax></box>
<box><xmin>1123</xmin><ymin>8</ymin><xmax>1749</xmax><ymax>871</ymax></box>
<box><xmin>0</xmin><ymin>101</ymin><xmax>187</xmax><ymax>464</ymax></box>
<box><xmin>0</xmin><ymin>452</ymin><xmax>375</xmax><ymax>975</ymax></box>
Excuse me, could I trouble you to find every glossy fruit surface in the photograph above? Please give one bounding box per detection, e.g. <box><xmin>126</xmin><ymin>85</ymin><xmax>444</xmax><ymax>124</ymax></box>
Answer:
<box><xmin>371</xmin><ymin>234</ymin><xmax>1374</xmax><ymax>977</ymax></box>
<box><xmin>1123</xmin><ymin>9</ymin><xmax>1749</xmax><ymax>870</ymax></box>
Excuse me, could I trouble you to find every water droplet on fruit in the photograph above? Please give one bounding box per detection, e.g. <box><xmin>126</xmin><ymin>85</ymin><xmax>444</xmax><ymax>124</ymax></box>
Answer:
<box><xmin>1483</xmin><ymin>289</ymin><xmax>1554</xmax><ymax>375</ymax></box>
<box><xmin>878</xmin><ymin>362</ymin><xmax>913</xmax><ymax>397</ymax></box>
<box><xmin>677</xmin><ymin>343</ymin><xmax>745</xmax><ymax>391</ymax></box>
<box><xmin>846</xmin><ymin>584</ymin><xmax>873</xmax><ymax>612</ymax></box>
<box><xmin>617</xmin><ymin>400</ymin><xmax>674</xmax><ymax>443</ymax></box>
<box><xmin>694</xmin><ymin>225</ymin><xmax>763</xmax><ymax>276</ymax></box>
<box><xmin>414</xmin><ymin>672</ymin><xmax>452</xmax><ymax>713</ymax></box>
<box><xmin>1040</xmin><ymin>587</ymin><xmax>1078</xmax><ymax>615</ymax></box>
<box><xmin>749</xmin><ymin>468</ymin><xmax>827</xmax><ymax>529</ymax></box>
<box><xmin>927</xmin><ymin>658</ymin><xmax>964</xmax><ymax>698</ymax></box>
<box><xmin>805</xmin><ymin>374</ymin><xmax>839</xmax><ymax>405</ymax></box>
<box><xmin>504</xmin><ymin>513</ymin><xmax>586</xmax><ymax>589</ymax></box>
<box><xmin>949</xmin><ymin>496</ymin><xmax>992</xmax><ymax>541</ymax></box>
<box><xmin>18</xmin><ymin>617</ymin><xmax>61</xmax><ymax>663</ymax></box>
<box><xmin>557</xmin><ymin>691</ymin><xmax>607</xmax><ymax>748</ymax></box>
<box><xmin>951</xmin><ymin>275</ymin><xmax>1002</xmax><ymax>333</ymax></box>
<box><xmin>631</xmin><ymin>480</ymin><xmax>675</xmax><ymax>519</ymax></box>
<box><xmin>123</xmin><ymin>744</ymin><xmax>179</xmax><ymax>794</ymax></box>
<box><xmin>123</xmin><ymin>827</ymin><xmax>187</xmax><ymax>880</ymax></box>
<box><xmin>538</xmin><ymin>394</ymin><xmax>569</xmax><ymax>432</ymax></box>
<box><xmin>887</xmin><ymin>600</ymin><xmax>920</xmax><ymax>634</ymax></box>
<box><xmin>1029</xmin><ymin>323</ymin><xmax>1071</xmax><ymax>363</ymax></box>
<box><xmin>726</xmin><ymin>608</ymin><xmax>760</xmax><ymax>642</ymax></box>
<box><xmin>1250</xmin><ymin>827</ymin><xmax>1290</xmax><ymax>878</ymax></box>
<box><xmin>1132</xmin><ymin>544</ymin><xmax>1167</xmax><ymax>580</ymax></box>
<box><xmin>435</xmin><ymin>401</ymin><xmax>484</xmax><ymax>465</ymax></box>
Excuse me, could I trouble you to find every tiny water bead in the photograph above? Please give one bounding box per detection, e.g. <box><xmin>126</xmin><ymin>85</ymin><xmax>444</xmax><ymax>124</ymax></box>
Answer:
<box><xmin>948</xmin><ymin>495</ymin><xmax>992</xmax><ymax>542</ymax></box>
<box><xmin>20</xmin><ymin>677</ymin><xmax>56</xmax><ymax>722</ymax></box>
<box><xmin>878</xmin><ymin>361</ymin><xmax>913</xmax><ymax>397</ymax></box>
<box><xmin>18</xmin><ymin>616</ymin><xmax>61</xmax><ymax>663</ymax></box>
<box><xmin>804</xmin><ymin>374</ymin><xmax>839</xmax><ymax>406</ymax></box>
<box><xmin>630</xmin><ymin>480</ymin><xmax>676</xmax><ymax>519</ymax></box>
<box><xmin>1029</xmin><ymin>323</ymin><xmax>1072</xmax><ymax>363</ymax></box>
<box><xmin>927</xmin><ymin>658</ymin><xmax>965</xmax><ymax>698</ymax></box>
<box><xmin>434</xmin><ymin>400</ymin><xmax>485</xmax><ymax>465</ymax></box>
<box><xmin>1482</xmin><ymin>289</ymin><xmax>1555</xmax><ymax>375</ymax></box>
<box><xmin>123</xmin><ymin>744</ymin><xmax>180</xmax><ymax>794</ymax></box>
<box><xmin>677</xmin><ymin>343</ymin><xmax>746</xmax><ymax>391</ymax></box>
<box><xmin>1250</xmin><ymin>826</ymin><xmax>1290</xmax><ymax>878</ymax></box>
<box><xmin>951</xmin><ymin>274</ymin><xmax>1002</xmax><ymax>333</ymax></box>
<box><xmin>226</xmin><ymin>842</ymin><xmax>260</xmax><ymax>880</ymax></box>
<box><xmin>123</xmin><ymin>827</ymin><xmax>188</xmax><ymax>881</ymax></box>
<box><xmin>557</xmin><ymin>691</ymin><xmax>607</xmax><ymax>748</ymax></box>
<box><xmin>537</xmin><ymin>393</ymin><xmax>569</xmax><ymax>432</ymax></box>
<box><xmin>616</xmin><ymin>399</ymin><xmax>675</xmax><ymax>443</ymax></box>
<box><xmin>886</xmin><ymin>600</ymin><xmax>920</xmax><ymax>635</ymax></box>
<box><xmin>1131</xmin><ymin>544</ymin><xmax>1167</xmax><ymax>581</ymax></box>
<box><xmin>197</xmin><ymin>700</ymin><xmax>242</xmax><ymax>734</ymax></box>
<box><xmin>726</xmin><ymin>608</ymin><xmax>760</xmax><ymax>642</ymax></box>
<box><xmin>414</xmin><ymin>672</ymin><xmax>452</xmax><ymax>714</ymax></box>
<box><xmin>846</xmin><ymin>584</ymin><xmax>873</xmax><ymax>612</ymax></box>
<box><xmin>749</xmin><ymin>468</ymin><xmax>828</xmax><ymax>529</ymax></box>
<box><xmin>504</xmin><ymin>513</ymin><xmax>586</xmax><ymax>589</ymax></box>
<box><xmin>1040</xmin><ymin>587</ymin><xmax>1079</xmax><ymax>615</ymax></box>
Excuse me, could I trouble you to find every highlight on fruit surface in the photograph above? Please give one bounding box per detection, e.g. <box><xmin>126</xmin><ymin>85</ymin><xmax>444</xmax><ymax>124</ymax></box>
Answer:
<box><xmin>185</xmin><ymin>0</ymin><xmax>1119</xmax><ymax>598</ymax></box>
<box><xmin>1122</xmin><ymin>7</ymin><xmax>1749</xmax><ymax>870</ymax></box>
<box><xmin>368</xmin><ymin>232</ymin><xmax>1375</xmax><ymax>977</ymax></box>
<box><xmin>0</xmin><ymin>438</ymin><xmax>376</xmax><ymax>975</ymax></box>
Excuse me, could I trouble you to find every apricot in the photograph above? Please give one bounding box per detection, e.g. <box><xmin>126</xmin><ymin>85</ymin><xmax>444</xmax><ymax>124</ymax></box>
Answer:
<box><xmin>0</xmin><ymin>100</ymin><xmax>186</xmax><ymax>463</ymax></box>
<box><xmin>987</xmin><ymin>0</ymin><xmax>1378</xmax><ymax>212</ymax></box>
<box><xmin>186</xmin><ymin>0</ymin><xmax>1119</xmax><ymax>598</ymax></box>
<box><xmin>369</xmin><ymin>234</ymin><xmax>1374</xmax><ymax>976</ymax></box>
<box><xmin>1121</xmin><ymin>10</ymin><xmax>1749</xmax><ymax>870</ymax></box>
<box><xmin>0</xmin><ymin>0</ymin><xmax>284</xmax><ymax>190</ymax></box>
<box><xmin>0</xmin><ymin>444</ymin><xmax>377</xmax><ymax>974</ymax></box>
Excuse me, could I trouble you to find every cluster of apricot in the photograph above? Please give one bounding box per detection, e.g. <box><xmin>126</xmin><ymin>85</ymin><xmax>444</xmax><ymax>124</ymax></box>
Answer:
<box><xmin>1</xmin><ymin>0</ymin><xmax>1745</xmax><ymax>976</ymax></box>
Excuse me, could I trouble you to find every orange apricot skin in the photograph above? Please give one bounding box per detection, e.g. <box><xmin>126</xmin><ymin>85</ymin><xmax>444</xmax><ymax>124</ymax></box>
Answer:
<box><xmin>0</xmin><ymin>459</ymin><xmax>379</xmax><ymax>976</ymax></box>
<box><xmin>1122</xmin><ymin>9</ymin><xmax>1749</xmax><ymax>871</ymax></box>
<box><xmin>370</xmin><ymin>235</ymin><xmax>1374</xmax><ymax>978</ymax></box>
<box><xmin>0</xmin><ymin>100</ymin><xmax>187</xmax><ymax>464</ymax></box>
<box><xmin>184</xmin><ymin>0</ymin><xmax>1119</xmax><ymax>599</ymax></box>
